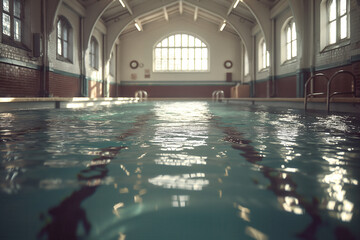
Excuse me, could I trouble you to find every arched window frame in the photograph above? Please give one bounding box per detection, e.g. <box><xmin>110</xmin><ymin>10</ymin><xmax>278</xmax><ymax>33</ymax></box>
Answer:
<box><xmin>285</xmin><ymin>18</ymin><xmax>297</xmax><ymax>61</ymax></box>
<box><xmin>327</xmin><ymin>0</ymin><xmax>349</xmax><ymax>44</ymax></box>
<box><xmin>320</xmin><ymin>0</ymin><xmax>350</xmax><ymax>51</ymax></box>
<box><xmin>56</xmin><ymin>16</ymin><xmax>73</xmax><ymax>62</ymax></box>
<box><xmin>89</xmin><ymin>36</ymin><xmax>99</xmax><ymax>70</ymax></box>
<box><xmin>1</xmin><ymin>0</ymin><xmax>24</xmax><ymax>45</ymax></box>
<box><xmin>153</xmin><ymin>33</ymin><xmax>209</xmax><ymax>72</ymax></box>
<box><xmin>258</xmin><ymin>38</ymin><xmax>270</xmax><ymax>71</ymax></box>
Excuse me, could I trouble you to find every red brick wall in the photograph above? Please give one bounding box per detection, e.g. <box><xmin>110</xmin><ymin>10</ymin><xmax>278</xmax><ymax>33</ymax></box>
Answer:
<box><xmin>48</xmin><ymin>72</ymin><xmax>81</xmax><ymax>97</ymax></box>
<box><xmin>276</xmin><ymin>76</ymin><xmax>297</xmax><ymax>98</ymax></box>
<box><xmin>0</xmin><ymin>62</ymin><xmax>41</xmax><ymax>97</ymax></box>
<box><xmin>254</xmin><ymin>81</ymin><xmax>267</xmax><ymax>98</ymax></box>
<box><xmin>109</xmin><ymin>83</ymin><xmax>117</xmax><ymax>97</ymax></box>
<box><xmin>119</xmin><ymin>85</ymin><xmax>233</xmax><ymax>98</ymax></box>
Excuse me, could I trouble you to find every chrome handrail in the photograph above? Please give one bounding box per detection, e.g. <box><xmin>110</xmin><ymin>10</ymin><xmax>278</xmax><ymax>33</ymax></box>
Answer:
<box><xmin>212</xmin><ymin>90</ymin><xmax>225</xmax><ymax>102</ymax></box>
<box><xmin>304</xmin><ymin>73</ymin><xmax>329</xmax><ymax>111</ymax></box>
<box><xmin>135</xmin><ymin>90</ymin><xmax>148</xmax><ymax>100</ymax></box>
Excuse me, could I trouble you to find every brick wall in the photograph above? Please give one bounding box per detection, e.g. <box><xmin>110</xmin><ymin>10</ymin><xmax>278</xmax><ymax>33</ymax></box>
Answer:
<box><xmin>48</xmin><ymin>72</ymin><xmax>81</xmax><ymax>97</ymax></box>
<box><xmin>0</xmin><ymin>62</ymin><xmax>41</xmax><ymax>97</ymax></box>
<box><xmin>276</xmin><ymin>76</ymin><xmax>297</xmax><ymax>98</ymax></box>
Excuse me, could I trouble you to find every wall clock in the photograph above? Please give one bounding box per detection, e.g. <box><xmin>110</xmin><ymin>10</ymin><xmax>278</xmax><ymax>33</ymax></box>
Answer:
<box><xmin>224</xmin><ymin>60</ymin><xmax>233</xmax><ymax>69</ymax></box>
<box><xmin>130</xmin><ymin>60</ymin><xmax>139</xmax><ymax>69</ymax></box>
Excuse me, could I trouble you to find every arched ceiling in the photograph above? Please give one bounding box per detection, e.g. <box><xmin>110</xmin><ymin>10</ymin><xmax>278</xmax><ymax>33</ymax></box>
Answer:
<box><xmin>78</xmin><ymin>0</ymin><xmax>278</xmax><ymax>35</ymax></box>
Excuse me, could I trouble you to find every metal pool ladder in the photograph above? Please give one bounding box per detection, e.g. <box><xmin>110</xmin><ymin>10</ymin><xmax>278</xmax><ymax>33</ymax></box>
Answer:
<box><xmin>135</xmin><ymin>90</ymin><xmax>148</xmax><ymax>100</ymax></box>
<box><xmin>304</xmin><ymin>73</ymin><xmax>329</xmax><ymax>111</ymax></box>
<box><xmin>327</xmin><ymin>70</ymin><xmax>357</xmax><ymax>112</ymax></box>
<box><xmin>212</xmin><ymin>90</ymin><xmax>225</xmax><ymax>102</ymax></box>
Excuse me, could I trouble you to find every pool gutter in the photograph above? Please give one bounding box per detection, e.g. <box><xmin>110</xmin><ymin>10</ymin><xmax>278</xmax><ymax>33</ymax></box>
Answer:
<box><xmin>0</xmin><ymin>97</ymin><xmax>359</xmax><ymax>113</ymax></box>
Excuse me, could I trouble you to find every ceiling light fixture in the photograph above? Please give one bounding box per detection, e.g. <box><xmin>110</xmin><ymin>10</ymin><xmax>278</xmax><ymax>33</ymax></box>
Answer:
<box><xmin>119</xmin><ymin>0</ymin><xmax>125</xmax><ymax>8</ymax></box>
<box><xmin>233</xmin><ymin>0</ymin><xmax>241</xmax><ymax>9</ymax></box>
<box><xmin>135</xmin><ymin>22</ymin><xmax>142</xmax><ymax>31</ymax></box>
<box><xmin>220</xmin><ymin>21</ymin><xmax>226</xmax><ymax>31</ymax></box>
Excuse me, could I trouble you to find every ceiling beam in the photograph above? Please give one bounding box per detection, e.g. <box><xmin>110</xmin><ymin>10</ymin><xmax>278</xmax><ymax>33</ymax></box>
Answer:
<box><xmin>194</xmin><ymin>6</ymin><xmax>198</xmax><ymax>21</ymax></box>
<box><xmin>179</xmin><ymin>0</ymin><xmax>183</xmax><ymax>15</ymax></box>
<box><xmin>120</xmin><ymin>0</ymin><xmax>133</xmax><ymax>15</ymax></box>
<box><xmin>163</xmin><ymin>7</ymin><xmax>169</xmax><ymax>21</ymax></box>
<box><xmin>227</xmin><ymin>0</ymin><xmax>241</xmax><ymax>16</ymax></box>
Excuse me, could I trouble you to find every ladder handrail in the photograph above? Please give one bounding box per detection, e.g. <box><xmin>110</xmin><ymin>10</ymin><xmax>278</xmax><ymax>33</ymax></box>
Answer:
<box><xmin>212</xmin><ymin>90</ymin><xmax>225</xmax><ymax>102</ymax></box>
<box><xmin>327</xmin><ymin>70</ymin><xmax>356</xmax><ymax>112</ymax></box>
<box><xmin>304</xmin><ymin>73</ymin><xmax>329</xmax><ymax>111</ymax></box>
<box><xmin>135</xmin><ymin>90</ymin><xmax>148</xmax><ymax>100</ymax></box>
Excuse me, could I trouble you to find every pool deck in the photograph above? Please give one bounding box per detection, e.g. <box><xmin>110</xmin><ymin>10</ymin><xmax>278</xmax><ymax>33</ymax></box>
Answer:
<box><xmin>0</xmin><ymin>97</ymin><xmax>359</xmax><ymax>113</ymax></box>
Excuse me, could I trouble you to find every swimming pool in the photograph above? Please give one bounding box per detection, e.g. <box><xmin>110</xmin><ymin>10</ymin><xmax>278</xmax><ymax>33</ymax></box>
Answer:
<box><xmin>0</xmin><ymin>101</ymin><xmax>359</xmax><ymax>240</ymax></box>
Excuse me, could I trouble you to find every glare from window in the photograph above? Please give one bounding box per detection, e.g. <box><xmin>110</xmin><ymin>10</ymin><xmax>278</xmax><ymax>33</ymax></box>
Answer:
<box><xmin>154</xmin><ymin>34</ymin><xmax>208</xmax><ymax>72</ymax></box>
<box><xmin>261</xmin><ymin>39</ymin><xmax>270</xmax><ymax>69</ymax></box>
<box><xmin>286</xmin><ymin>19</ymin><xmax>297</xmax><ymax>60</ymax></box>
<box><xmin>328</xmin><ymin>0</ymin><xmax>348</xmax><ymax>45</ymax></box>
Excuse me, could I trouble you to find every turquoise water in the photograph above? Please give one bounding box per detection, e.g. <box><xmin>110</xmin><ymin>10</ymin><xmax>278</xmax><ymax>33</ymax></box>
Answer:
<box><xmin>0</xmin><ymin>101</ymin><xmax>359</xmax><ymax>240</ymax></box>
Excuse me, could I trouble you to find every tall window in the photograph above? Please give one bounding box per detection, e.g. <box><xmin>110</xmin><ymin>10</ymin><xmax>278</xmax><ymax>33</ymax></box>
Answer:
<box><xmin>2</xmin><ymin>0</ymin><xmax>23</xmax><ymax>43</ymax></box>
<box><xmin>90</xmin><ymin>37</ymin><xmax>99</xmax><ymax>70</ymax></box>
<box><xmin>154</xmin><ymin>33</ymin><xmax>208</xmax><ymax>72</ymax></box>
<box><xmin>259</xmin><ymin>38</ymin><xmax>270</xmax><ymax>70</ymax></box>
<box><xmin>285</xmin><ymin>19</ymin><xmax>297</xmax><ymax>60</ymax></box>
<box><xmin>244</xmin><ymin>49</ymin><xmax>249</xmax><ymax>76</ymax></box>
<box><xmin>328</xmin><ymin>0</ymin><xmax>349</xmax><ymax>44</ymax></box>
<box><xmin>57</xmin><ymin>17</ymin><xmax>72</xmax><ymax>61</ymax></box>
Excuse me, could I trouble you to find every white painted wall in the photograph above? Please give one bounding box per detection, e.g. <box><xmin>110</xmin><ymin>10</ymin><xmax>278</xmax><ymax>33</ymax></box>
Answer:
<box><xmin>48</xmin><ymin>3</ymin><xmax>81</xmax><ymax>75</ymax></box>
<box><xmin>119</xmin><ymin>16</ymin><xmax>243</xmax><ymax>82</ymax></box>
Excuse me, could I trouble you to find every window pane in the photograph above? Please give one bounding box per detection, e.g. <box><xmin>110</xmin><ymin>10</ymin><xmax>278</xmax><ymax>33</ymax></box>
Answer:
<box><xmin>169</xmin><ymin>48</ymin><xmax>175</xmax><ymax>59</ymax></box>
<box><xmin>169</xmin><ymin>59</ymin><xmax>175</xmax><ymax>70</ymax></box>
<box><xmin>162</xmin><ymin>59</ymin><xmax>167</xmax><ymax>70</ymax></box>
<box><xmin>14</xmin><ymin>0</ymin><xmax>21</xmax><ymax>18</ymax></box>
<box><xmin>292</xmin><ymin>22</ymin><xmax>296</xmax><ymax>40</ymax></box>
<box><xmin>155</xmin><ymin>59</ymin><xmax>161</xmax><ymax>70</ymax></box>
<box><xmin>182</xmin><ymin>59</ymin><xmax>188</xmax><ymax>70</ymax></box>
<box><xmin>287</xmin><ymin>43</ymin><xmax>291</xmax><ymax>60</ymax></box>
<box><xmin>3</xmin><ymin>0</ymin><xmax>9</xmax><ymax>12</ymax></box>
<box><xmin>63</xmin><ymin>28</ymin><xmax>68</xmax><ymax>41</ymax></box>
<box><xmin>292</xmin><ymin>40</ymin><xmax>297</xmax><ymax>58</ymax></box>
<box><xmin>340</xmin><ymin>0</ymin><xmax>347</xmax><ymax>16</ymax></box>
<box><xmin>287</xmin><ymin>27</ymin><xmax>291</xmax><ymax>43</ymax></box>
<box><xmin>195</xmin><ymin>38</ymin><xmax>201</xmax><ymax>47</ymax></box>
<box><xmin>175</xmin><ymin>48</ymin><xmax>181</xmax><ymax>60</ymax></box>
<box><xmin>57</xmin><ymin>38</ymin><xmax>62</xmax><ymax>55</ymax></box>
<box><xmin>161</xmin><ymin>48</ymin><xmax>168</xmax><ymax>59</ymax></box>
<box><xmin>57</xmin><ymin>21</ymin><xmax>62</xmax><ymax>38</ymax></box>
<box><xmin>182</xmin><ymin>48</ymin><xmax>188</xmax><ymax>60</ymax></box>
<box><xmin>189</xmin><ymin>48</ymin><xmax>195</xmax><ymax>59</ymax></box>
<box><xmin>156</xmin><ymin>42</ymin><xmax>161</xmax><ymax>47</ymax></box>
<box><xmin>188</xmin><ymin>59</ymin><xmax>195</xmax><ymax>70</ymax></box>
<box><xmin>188</xmin><ymin>36</ymin><xmax>195</xmax><ymax>47</ymax></box>
<box><xmin>182</xmin><ymin>34</ymin><xmax>188</xmax><ymax>47</ymax></box>
<box><xmin>175</xmin><ymin>34</ymin><xmax>181</xmax><ymax>47</ymax></box>
<box><xmin>155</xmin><ymin>48</ymin><xmax>161</xmax><ymax>59</ymax></box>
<box><xmin>14</xmin><ymin>18</ymin><xmax>21</xmax><ymax>41</ymax></box>
<box><xmin>169</xmin><ymin>35</ymin><xmax>175</xmax><ymax>47</ymax></box>
<box><xmin>329</xmin><ymin>21</ymin><xmax>336</xmax><ymax>44</ymax></box>
<box><xmin>202</xmin><ymin>48</ymin><xmax>208</xmax><ymax>59</ymax></box>
<box><xmin>340</xmin><ymin>15</ymin><xmax>347</xmax><ymax>39</ymax></box>
<box><xmin>161</xmin><ymin>38</ymin><xmax>168</xmax><ymax>47</ymax></box>
<box><xmin>266</xmin><ymin>51</ymin><xmax>270</xmax><ymax>67</ymax></box>
<box><xmin>63</xmin><ymin>41</ymin><xmax>68</xmax><ymax>58</ymax></box>
<box><xmin>175</xmin><ymin>58</ymin><xmax>181</xmax><ymax>70</ymax></box>
<box><xmin>195</xmin><ymin>48</ymin><xmax>201</xmax><ymax>59</ymax></box>
<box><xmin>329</xmin><ymin>0</ymin><xmax>336</xmax><ymax>21</ymax></box>
<box><xmin>2</xmin><ymin>14</ymin><xmax>11</xmax><ymax>36</ymax></box>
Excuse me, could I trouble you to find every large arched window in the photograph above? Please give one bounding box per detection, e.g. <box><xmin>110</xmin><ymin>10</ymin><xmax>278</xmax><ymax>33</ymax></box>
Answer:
<box><xmin>259</xmin><ymin>38</ymin><xmax>270</xmax><ymax>71</ymax></box>
<box><xmin>57</xmin><ymin>16</ymin><xmax>72</xmax><ymax>62</ymax></box>
<box><xmin>285</xmin><ymin>18</ymin><xmax>297</xmax><ymax>60</ymax></box>
<box><xmin>89</xmin><ymin>37</ymin><xmax>99</xmax><ymax>70</ymax></box>
<box><xmin>154</xmin><ymin>33</ymin><xmax>208</xmax><ymax>72</ymax></box>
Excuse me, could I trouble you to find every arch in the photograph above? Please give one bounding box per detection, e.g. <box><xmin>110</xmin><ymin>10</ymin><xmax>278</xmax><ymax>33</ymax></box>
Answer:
<box><xmin>47</xmin><ymin>0</ymin><xmax>63</xmax><ymax>35</ymax></box>
<box><xmin>105</xmin><ymin>0</ymin><xmax>253</xmax><ymax>65</ymax></box>
<box><xmin>241</xmin><ymin>0</ymin><xmax>271</xmax><ymax>51</ymax></box>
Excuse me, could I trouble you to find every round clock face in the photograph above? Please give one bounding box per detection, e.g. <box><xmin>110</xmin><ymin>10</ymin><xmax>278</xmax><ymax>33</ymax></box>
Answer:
<box><xmin>224</xmin><ymin>60</ymin><xmax>233</xmax><ymax>69</ymax></box>
<box><xmin>130</xmin><ymin>60</ymin><xmax>139</xmax><ymax>69</ymax></box>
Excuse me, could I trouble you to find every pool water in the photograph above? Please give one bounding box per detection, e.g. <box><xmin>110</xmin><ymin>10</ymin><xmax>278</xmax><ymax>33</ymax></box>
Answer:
<box><xmin>0</xmin><ymin>101</ymin><xmax>359</xmax><ymax>240</ymax></box>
